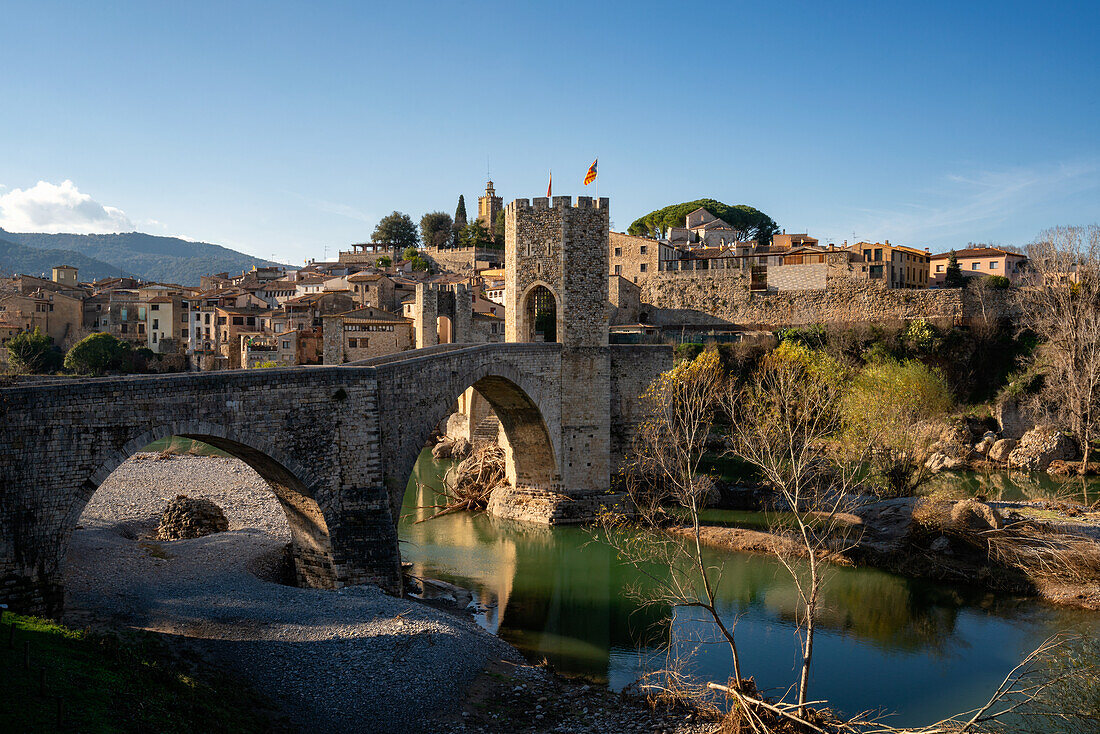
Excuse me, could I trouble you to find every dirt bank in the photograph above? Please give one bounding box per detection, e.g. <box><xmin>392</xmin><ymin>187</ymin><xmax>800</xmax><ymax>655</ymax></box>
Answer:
<box><xmin>677</xmin><ymin>497</ymin><xmax>1100</xmax><ymax>611</ymax></box>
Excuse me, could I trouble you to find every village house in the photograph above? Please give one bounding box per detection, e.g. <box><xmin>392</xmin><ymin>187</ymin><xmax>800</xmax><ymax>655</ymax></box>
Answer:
<box><xmin>322</xmin><ymin>306</ymin><xmax>414</xmax><ymax>363</ymax></box>
<box><xmin>847</xmin><ymin>241</ymin><xmax>931</xmax><ymax>289</ymax></box>
<box><xmin>929</xmin><ymin>246</ymin><xmax>1029</xmax><ymax>286</ymax></box>
<box><xmin>346</xmin><ymin>271</ymin><xmax>398</xmax><ymax>311</ymax></box>
<box><xmin>240</xmin><ymin>327</ymin><xmax>322</xmax><ymax>369</ymax></box>
<box><xmin>0</xmin><ymin>267</ymin><xmax>88</xmax><ymax>348</ymax></box>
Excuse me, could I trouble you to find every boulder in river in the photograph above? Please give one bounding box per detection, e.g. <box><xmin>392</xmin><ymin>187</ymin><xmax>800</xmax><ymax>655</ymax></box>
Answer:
<box><xmin>926</xmin><ymin>452</ymin><xmax>966</xmax><ymax>474</ymax></box>
<box><xmin>1007</xmin><ymin>427</ymin><xmax>1078</xmax><ymax>472</ymax></box>
<box><xmin>157</xmin><ymin>494</ymin><xmax>229</xmax><ymax>540</ymax></box>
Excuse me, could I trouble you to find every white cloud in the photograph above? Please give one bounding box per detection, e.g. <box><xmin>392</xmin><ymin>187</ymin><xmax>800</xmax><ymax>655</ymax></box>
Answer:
<box><xmin>0</xmin><ymin>180</ymin><xmax>134</xmax><ymax>234</ymax></box>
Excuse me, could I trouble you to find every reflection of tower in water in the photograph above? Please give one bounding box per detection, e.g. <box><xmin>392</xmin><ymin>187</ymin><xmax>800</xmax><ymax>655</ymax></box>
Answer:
<box><xmin>493</xmin><ymin>523</ymin><xmax>670</xmax><ymax>681</ymax></box>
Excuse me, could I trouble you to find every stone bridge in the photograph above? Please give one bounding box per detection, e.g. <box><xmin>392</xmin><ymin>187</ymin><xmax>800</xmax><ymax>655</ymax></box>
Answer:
<box><xmin>0</xmin><ymin>342</ymin><xmax>669</xmax><ymax>616</ymax></box>
<box><xmin>1</xmin><ymin>194</ymin><xmax>674</xmax><ymax>616</ymax></box>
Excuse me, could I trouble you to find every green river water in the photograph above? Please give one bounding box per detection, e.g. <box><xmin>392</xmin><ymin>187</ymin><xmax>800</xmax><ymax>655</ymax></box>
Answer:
<box><xmin>399</xmin><ymin>450</ymin><xmax>1100</xmax><ymax>728</ymax></box>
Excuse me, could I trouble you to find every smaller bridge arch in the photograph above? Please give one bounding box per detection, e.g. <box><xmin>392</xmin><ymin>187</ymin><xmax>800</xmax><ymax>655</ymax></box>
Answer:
<box><xmin>75</xmin><ymin>421</ymin><xmax>338</xmax><ymax>589</ymax></box>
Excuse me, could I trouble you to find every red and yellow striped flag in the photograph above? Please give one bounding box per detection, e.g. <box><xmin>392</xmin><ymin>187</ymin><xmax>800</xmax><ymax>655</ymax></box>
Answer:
<box><xmin>583</xmin><ymin>158</ymin><xmax>597</xmax><ymax>186</ymax></box>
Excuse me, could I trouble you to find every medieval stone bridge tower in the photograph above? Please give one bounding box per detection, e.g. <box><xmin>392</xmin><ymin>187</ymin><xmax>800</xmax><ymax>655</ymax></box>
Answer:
<box><xmin>502</xmin><ymin>196</ymin><xmax>612</xmax><ymax>513</ymax></box>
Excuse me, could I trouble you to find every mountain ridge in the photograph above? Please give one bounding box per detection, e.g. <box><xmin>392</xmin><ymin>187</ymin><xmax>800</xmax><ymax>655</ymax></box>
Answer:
<box><xmin>0</xmin><ymin>238</ymin><xmax>142</xmax><ymax>283</ymax></box>
<box><xmin>0</xmin><ymin>229</ymin><xmax>285</xmax><ymax>286</ymax></box>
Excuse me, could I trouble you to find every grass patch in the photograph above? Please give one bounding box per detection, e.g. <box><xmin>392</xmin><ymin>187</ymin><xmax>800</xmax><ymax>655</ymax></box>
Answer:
<box><xmin>0</xmin><ymin>612</ymin><xmax>287</xmax><ymax>733</ymax></box>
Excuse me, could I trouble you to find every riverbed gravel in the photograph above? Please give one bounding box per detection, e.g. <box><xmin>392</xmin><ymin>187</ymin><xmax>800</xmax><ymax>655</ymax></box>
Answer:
<box><xmin>64</xmin><ymin>453</ymin><xmax>716</xmax><ymax>734</ymax></box>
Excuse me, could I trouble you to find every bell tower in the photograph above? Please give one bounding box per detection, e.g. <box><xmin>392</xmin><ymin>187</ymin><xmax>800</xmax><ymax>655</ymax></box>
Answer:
<box><xmin>477</xmin><ymin>180</ymin><xmax>503</xmax><ymax>237</ymax></box>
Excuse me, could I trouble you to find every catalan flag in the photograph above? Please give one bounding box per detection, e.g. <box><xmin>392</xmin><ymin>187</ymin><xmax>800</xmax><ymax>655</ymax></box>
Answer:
<box><xmin>583</xmin><ymin>158</ymin><xmax>598</xmax><ymax>186</ymax></box>
<box><xmin>547</xmin><ymin>170</ymin><xmax>552</xmax><ymax>198</ymax></box>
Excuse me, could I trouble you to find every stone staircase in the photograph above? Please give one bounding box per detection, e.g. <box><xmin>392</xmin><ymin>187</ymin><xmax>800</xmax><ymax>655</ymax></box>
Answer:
<box><xmin>471</xmin><ymin>415</ymin><xmax>500</xmax><ymax>446</ymax></box>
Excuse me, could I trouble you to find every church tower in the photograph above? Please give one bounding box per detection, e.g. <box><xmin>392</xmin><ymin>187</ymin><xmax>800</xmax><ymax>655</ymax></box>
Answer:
<box><xmin>477</xmin><ymin>180</ymin><xmax>503</xmax><ymax>237</ymax></box>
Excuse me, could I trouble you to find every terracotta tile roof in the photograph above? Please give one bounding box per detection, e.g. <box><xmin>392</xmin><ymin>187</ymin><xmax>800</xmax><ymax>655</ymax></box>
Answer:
<box><xmin>347</xmin><ymin>271</ymin><xmax>388</xmax><ymax>282</ymax></box>
<box><xmin>930</xmin><ymin>247</ymin><xmax>1025</xmax><ymax>260</ymax></box>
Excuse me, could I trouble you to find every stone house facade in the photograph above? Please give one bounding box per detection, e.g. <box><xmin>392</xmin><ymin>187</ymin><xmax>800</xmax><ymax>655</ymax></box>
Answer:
<box><xmin>322</xmin><ymin>307</ymin><xmax>413</xmax><ymax>364</ymax></box>
<box><xmin>848</xmin><ymin>241</ymin><xmax>931</xmax><ymax>288</ymax></box>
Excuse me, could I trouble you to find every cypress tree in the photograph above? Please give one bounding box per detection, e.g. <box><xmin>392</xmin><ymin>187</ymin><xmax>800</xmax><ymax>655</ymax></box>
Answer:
<box><xmin>945</xmin><ymin>249</ymin><xmax>964</xmax><ymax>287</ymax></box>
<box><xmin>452</xmin><ymin>195</ymin><xmax>468</xmax><ymax>249</ymax></box>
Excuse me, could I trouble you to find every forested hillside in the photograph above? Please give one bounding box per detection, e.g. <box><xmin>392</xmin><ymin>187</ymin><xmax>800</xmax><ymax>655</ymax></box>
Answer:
<box><xmin>0</xmin><ymin>229</ymin><xmax>283</xmax><ymax>285</ymax></box>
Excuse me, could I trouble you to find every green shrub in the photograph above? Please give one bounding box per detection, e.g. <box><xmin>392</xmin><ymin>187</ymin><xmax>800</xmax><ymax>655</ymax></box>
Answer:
<box><xmin>904</xmin><ymin>318</ymin><xmax>940</xmax><ymax>354</ymax></box>
<box><xmin>5</xmin><ymin>327</ymin><xmax>63</xmax><ymax>373</ymax></box>
<box><xmin>64</xmin><ymin>332</ymin><xmax>133</xmax><ymax>375</ymax></box>
<box><xmin>775</xmin><ymin>324</ymin><xmax>826</xmax><ymax>348</ymax></box>
<box><xmin>842</xmin><ymin>357</ymin><xmax>954</xmax><ymax>496</ymax></box>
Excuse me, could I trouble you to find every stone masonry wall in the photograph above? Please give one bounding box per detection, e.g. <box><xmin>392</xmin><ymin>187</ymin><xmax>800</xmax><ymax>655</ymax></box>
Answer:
<box><xmin>639</xmin><ymin>269</ymin><xmax>1018</xmax><ymax>327</ymax></box>
<box><xmin>610</xmin><ymin>345</ymin><xmax>674</xmax><ymax>469</ymax></box>
<box><xmin>766</xmin><ymin>262</ymin><xmax>827</xmax><ymax>291</ymax></box>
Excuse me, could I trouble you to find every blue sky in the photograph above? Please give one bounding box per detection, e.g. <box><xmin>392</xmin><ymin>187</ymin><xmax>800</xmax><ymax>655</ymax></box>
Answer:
<box><xmin>1</xmin><ymin>0</ymin><xmax>1097</xmax><ymax>263</ymax></box>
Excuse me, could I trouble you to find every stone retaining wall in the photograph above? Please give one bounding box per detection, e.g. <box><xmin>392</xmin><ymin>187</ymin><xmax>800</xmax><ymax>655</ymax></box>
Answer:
<box><xmin>639</xmin><ymin>270</ymin><xmax>1018</xmax><ymax>327</ymax></box>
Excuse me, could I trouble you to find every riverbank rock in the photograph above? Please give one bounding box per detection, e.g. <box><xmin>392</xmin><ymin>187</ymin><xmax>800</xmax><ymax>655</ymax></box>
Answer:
<box><xmin>926</xmin><ymin>452</ymin><xmax>966</xmax><ymax>474</ymax></box>
<box><xmin>432</xmin><ymin>437</ymin><xmax>472</xmax><ymax>461</ymax></box>
<box><xmin>1047</xmin><ymin>460</ymin><xmax>1100</xmax><ymax>476</ymax></box>
<box><xmin>1007</xmin><ymin>427</ymin><xmax>1078</xmax><ymax>472</ymax></box>
<box><xmin>988</xmin><ymin>438</ymin><xmax>1017</xmax><ymax>464</ymax></box>
<box><xmin>974</xmin><ymin>432</ymin><xmax>997</xmax><ymax>456</ymax></box>
<box><xmin>996</xmin><ymin>396</ymin><xmax>1030</xmax><ymax>440</ymax></box>
<box><xmin>156</xmin><ymin>495</ymin><xmax>228</xmax><ymax>540</ymax></box>
<box><xmin>950</xmin><ymin>499</ymin><xmax>1004</xmax><ymax>531</ymax></box>
<box><xmin>930</xmin><ymin>421</ymin><xmax>974</xmax><ymax>459</ymax></box>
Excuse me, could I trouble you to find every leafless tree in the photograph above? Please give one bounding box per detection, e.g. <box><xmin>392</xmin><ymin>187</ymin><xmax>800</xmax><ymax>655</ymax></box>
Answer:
<box><xmin>724</xmin><ymin>342</ymin><xmax>869</xmax><ymax>717</ymax></box>
<box><xmin>601</xmin><ymin>348</ymin><xmax>748</xmax><ymax>686</ymax></box>
<box><xmin>1018</xmin><ymin>225</ymin><xmax>1100</xmax><ymax>472</ymax></box>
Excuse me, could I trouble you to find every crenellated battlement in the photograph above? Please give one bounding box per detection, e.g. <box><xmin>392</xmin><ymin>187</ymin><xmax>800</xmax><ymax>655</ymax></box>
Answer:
<box><xmin>506</xmin><ymin>196</ymin><xmax>610</xmax><ymax>213</ymax></box>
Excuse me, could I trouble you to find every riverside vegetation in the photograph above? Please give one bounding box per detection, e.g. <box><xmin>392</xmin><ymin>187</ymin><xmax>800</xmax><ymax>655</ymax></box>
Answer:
<box><xmin>578</xmin><ymin>227</ymin><xmax>1100</xmax><ymax>733</ymax></box>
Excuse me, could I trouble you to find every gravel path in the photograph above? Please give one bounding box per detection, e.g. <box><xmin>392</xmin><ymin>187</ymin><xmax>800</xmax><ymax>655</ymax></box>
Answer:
<box><xmin>64</xmin><ymin>453</ymin><xmax>523</xmax><ymax>734</ymax></box>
